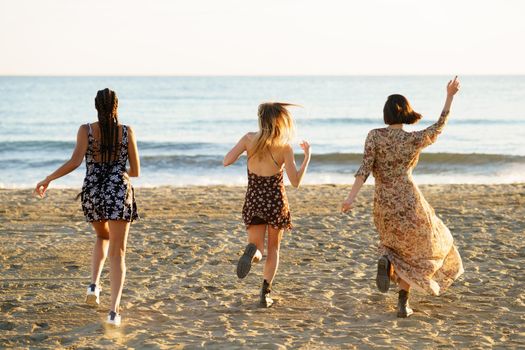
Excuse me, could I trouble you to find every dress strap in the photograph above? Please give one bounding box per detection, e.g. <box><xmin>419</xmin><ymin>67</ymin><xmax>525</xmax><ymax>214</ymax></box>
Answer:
<box><xmin>269</xmin><ymin>150</ymin><xmax>280</xmax><ymax>169</ymax></box>
<box><xmin>247</xmin><ymin>148</ymin><xmax>281</xmax><ymax>171</ymax></box>
<box><xmin>122</xmin><ymin>125</ymin><xmax>128</xmax><ymax>144</ymax></box>
<box><xmin>119</xmin><ymin>125</ymin><xmax>129</xmax><ymax>162</ymax></box>
<box><xmin>84</xmin><ymin>123</ymin><xmax>93</xmax><ymax>158</ymax></box>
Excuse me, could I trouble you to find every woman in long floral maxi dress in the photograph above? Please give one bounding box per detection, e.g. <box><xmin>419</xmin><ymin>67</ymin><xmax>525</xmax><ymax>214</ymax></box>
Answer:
<box><xmin>342</xmin><ymin>77</ymin><xmax>464</xmax><ymax>318</ymax></box>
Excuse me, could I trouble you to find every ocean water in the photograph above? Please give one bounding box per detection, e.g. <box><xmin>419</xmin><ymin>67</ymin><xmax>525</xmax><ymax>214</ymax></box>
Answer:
<box><xmin>0</xmin><ymin>76</ymin><xmax>524</xmax><ymax>188</ymax></box>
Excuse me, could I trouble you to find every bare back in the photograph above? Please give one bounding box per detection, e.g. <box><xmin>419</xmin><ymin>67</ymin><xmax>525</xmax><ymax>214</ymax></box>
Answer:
<box><xmin>89</xmin><ymin>122</ymin><xmax>125</xmax><ymax>163</ymax></box>
<box><xmin>245</xmin><ymin>132</ymin><xmax>285</xmax><ymax>176</ymax></box>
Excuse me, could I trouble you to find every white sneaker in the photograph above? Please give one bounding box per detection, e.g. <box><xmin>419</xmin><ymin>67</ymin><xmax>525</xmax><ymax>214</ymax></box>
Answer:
<box><xmin>106</xmin><ymin>311</ymin><xmax>121</xmax><ymax>327</ymax></box>
<box><xmin>85</xmin><ymin>284</ymin><xmax>101</xmax><ymax>306</ymax></box>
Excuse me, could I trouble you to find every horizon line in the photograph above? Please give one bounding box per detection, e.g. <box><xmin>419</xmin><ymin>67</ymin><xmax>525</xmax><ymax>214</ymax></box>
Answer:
<box><xmin>1</xmin><ymin>73</ymin><xmax>524</xmax><ymax>78</ymax></box>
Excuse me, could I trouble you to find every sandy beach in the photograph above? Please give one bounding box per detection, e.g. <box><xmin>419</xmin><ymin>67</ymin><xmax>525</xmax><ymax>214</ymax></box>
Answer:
<box><xmin>1</xmin><ymin>184</ymin><xmax>524</xmax><ymax>349</ymax></box>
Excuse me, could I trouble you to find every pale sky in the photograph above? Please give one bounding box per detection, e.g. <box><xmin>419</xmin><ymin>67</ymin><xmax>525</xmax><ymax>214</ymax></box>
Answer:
<box><xmin>1</xmin><ymin>0</ymin><xmax>524</xmax><ymax>75</ymax></box>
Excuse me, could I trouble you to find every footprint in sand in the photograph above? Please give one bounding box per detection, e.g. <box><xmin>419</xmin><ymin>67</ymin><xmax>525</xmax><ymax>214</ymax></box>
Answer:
<box><xmin>0</xmin><ymin>321</ymin><xmax>16</xmax><ymax>330</ymax></box>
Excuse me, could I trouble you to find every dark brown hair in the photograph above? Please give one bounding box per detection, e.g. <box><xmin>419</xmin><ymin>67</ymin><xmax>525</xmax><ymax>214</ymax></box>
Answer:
<box><xmin>94</xmin><ymin>88</ymin><xmax>120</xmax><ymax>163</ymax></box>
<box><xmin>383</xmin><ymin>94</ymin><xmax>422</xmax><ymax>125</ymax></box>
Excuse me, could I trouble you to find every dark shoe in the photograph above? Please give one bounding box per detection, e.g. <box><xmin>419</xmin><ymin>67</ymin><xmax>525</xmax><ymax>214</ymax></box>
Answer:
<box><xmin>236</xmin><ymin>243</ymin><xmax>258</xmax><ymax>279</ymax></box>
<box><xmin>397</xmin><ymin>289</ymin><xmax>414</xmax><ymax>318</ymax></box>
<box><xmin>376</xmin><ymin>256</ymin><xmax>391</xmax><ymax>293</ymax></box>
<box><xmin>259</xmin><ymin>279</ymin><xmax>274</xmax><ymax>308</ymax></box>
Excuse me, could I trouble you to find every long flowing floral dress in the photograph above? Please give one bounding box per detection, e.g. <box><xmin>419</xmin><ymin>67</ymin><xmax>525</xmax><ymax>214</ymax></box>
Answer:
<box><xmin>356</xmin><ymin>112</ymin><xmax>464</xmax><ymax>295</ymax></box>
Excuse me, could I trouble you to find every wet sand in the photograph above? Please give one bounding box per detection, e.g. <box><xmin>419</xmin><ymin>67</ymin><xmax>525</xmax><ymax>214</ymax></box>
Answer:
<box><xmin>1</xmin><ymin>184</ymin><xmax>524</xmax><ymax>349</ymax></box>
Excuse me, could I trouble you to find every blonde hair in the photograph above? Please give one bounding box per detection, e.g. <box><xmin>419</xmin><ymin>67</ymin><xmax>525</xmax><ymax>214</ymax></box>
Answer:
<box><xmin>251</xmin><ymin>102</ymin><xmax>296</xmax><ymax>159</ymax></box>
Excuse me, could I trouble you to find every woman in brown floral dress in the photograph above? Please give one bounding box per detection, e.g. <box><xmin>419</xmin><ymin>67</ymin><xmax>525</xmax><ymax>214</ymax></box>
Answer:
<box><xmin>342</xmin><ymin>77</ymin><xmax>464</xmax><ymax>318</ymax></box>
<box><xmin>223</xmin><ymin>102</ymin><xmax>311</xmax><ymax>307</ymax></box>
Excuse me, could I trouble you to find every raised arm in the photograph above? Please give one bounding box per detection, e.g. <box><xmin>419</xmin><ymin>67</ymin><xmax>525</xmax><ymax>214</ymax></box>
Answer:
<box><xmin>283</xmin><ymin>141</ymin><xmax>311</xmax><ymax>188</ymax></box>
<box><xmin>342</xmin><ymin>130</ymin><xmax>375</xmax><ymax>213</ymax></box>
<box><xmin>416</xmin><ymin>76</ymin><xmax>460</xmax><ymax>148</ymax></box>
<box><xmin>126</xmin><ymin>126</ymin><xmax>140</xmax><ymax>177</ymax></box>
<box><xmin>223</xmin><ymin>133</ymin><xmax>249</xmax><ymax>167</ymax></box>
<box><xmin>35</xmin><ymin>125</ymin><xmax>89</xmax><ymax>197</ymax></box>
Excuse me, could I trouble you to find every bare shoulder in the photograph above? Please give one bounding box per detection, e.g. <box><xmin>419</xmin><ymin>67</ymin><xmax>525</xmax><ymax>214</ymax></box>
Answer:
<box><xmin>243</xmin><ymin>132</ymin><xmax>258</xmax><ymax>145</ymax></box>
<box><xmin>126</xmin><ymin>125</ymin><xmax>135</xmax><ymax>134</ymax></box>
<box><xmin>75</xmin><ymin>124</ymin><xmax>90</xmax><ymax>144</ymax></box>
<box><xmin>280</xmin><ymin>143</ymin><xmax>294</xmax><ymax>157</ymax></box>
<box><xmin>87</xmin><ymin>121</ymin><xmax>100</xmax><ymax>133</ymax></box>
<box><xmin>282</xmin><ymin>143</ymin><xmax>293</xmax><ymax>152</ymax></box>
<box><xmin>78</xmin><ymin>123</ymin><xmax>89</xmax><ymax>135</ymax></box>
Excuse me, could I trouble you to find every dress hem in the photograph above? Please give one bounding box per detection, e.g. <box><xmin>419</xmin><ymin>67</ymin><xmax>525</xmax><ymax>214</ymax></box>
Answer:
<box><xmin>244</xmin><ymin>222</ymin><xmax>292</xmax><ymax>231</ymax></box>
<box><xmin>85</xmin><ymin>216</ymin><xmax>139</xmax><ymax>223</ymax></box>
<box><xmin>387</xmin><ymin>253</ymin><xmax>465</xmax><ymax>296</ymax></box>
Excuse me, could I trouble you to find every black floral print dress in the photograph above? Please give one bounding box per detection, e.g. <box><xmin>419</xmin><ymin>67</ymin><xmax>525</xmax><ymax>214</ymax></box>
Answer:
<box><xmin>81</xmin><ymin>124</ymin><xmax>138</xmax><ymax>222</ymax></box>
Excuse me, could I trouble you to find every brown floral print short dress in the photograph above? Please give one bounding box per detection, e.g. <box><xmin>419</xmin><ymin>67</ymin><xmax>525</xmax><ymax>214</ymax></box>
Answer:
<box><xmin>356</xmin><ymin>112</ymin><xmax>464</xmax><ymax>296</ymax></box>
<box><xmin>242</xmin><ymin>168</ymin><xmax>292</xmax><ymax>231</ymax></box>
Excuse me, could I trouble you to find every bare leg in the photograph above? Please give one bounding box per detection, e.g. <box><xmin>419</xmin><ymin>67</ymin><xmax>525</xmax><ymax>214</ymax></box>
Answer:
<box><xmin>107</xmin><ymin>220</ymin><xmax>130</xmax><ymax>313</ymax></box>
<box><xmin>398</xmin><ymin>277</ymin><xmax>411</xmax><ymax>291</ymax></box>
<box><xmin>90</xmin><ymin>221</ymin><xmax>110</xmax><ymax>286</ymax></box>
<box><xmin>263</xmin><ymin>226</ymin><xmax>283</xmax><ymax>284</ymax></box>
<box><xmin>247</xmin><ymin>224</ymin><xmax>265</xmax><ymax>263</ymax></box>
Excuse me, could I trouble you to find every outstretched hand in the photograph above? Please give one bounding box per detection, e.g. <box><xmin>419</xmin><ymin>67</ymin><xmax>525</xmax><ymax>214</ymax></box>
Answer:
<box><xmin>341</xmin><ymin>197</ymin><xmax>354</xmax><ymax>213</ymax></box>
<box><xmin>35</xmin><ymin>178</ymin><xmax>50</xmax><ymax>198</ymax></box>
<box><xmin>300</xmin><ymin>140</ymin><xmax>311</xmax><ymax>157</ymax></box>
<box><xmin>447</xmin><ymin>76</ymin><xmax>460</xmax><ymax>97</ymax></box>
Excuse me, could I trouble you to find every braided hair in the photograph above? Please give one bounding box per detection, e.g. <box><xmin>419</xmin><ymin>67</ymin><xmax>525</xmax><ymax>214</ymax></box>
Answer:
<box><xmin>94</xmin><ymin>88</ymin><xmax>120</xmax><ymax>163</ymax></box>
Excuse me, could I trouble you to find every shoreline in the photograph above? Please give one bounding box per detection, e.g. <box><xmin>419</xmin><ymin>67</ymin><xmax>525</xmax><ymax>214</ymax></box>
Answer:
<box><xmin>2</xmin><ymin>181</ymin><xmax>524</xmax><ymax>191</ymax></box>
<box><xmin>1</xmin><ymin>183</ymin><xmax>524</xmax><ymax>348</ymax></box>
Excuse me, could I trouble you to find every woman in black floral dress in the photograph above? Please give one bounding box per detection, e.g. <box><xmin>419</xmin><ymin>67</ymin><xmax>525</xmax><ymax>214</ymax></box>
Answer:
<box><xmin>35</xmin><ymin>88</ymin><xmax>140</xmax><ymax>326</ymax></box>
<box><xmin>224</xmin><ymin>102</ymin><xmax>311</xmax><ymax>307</ymax></box>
